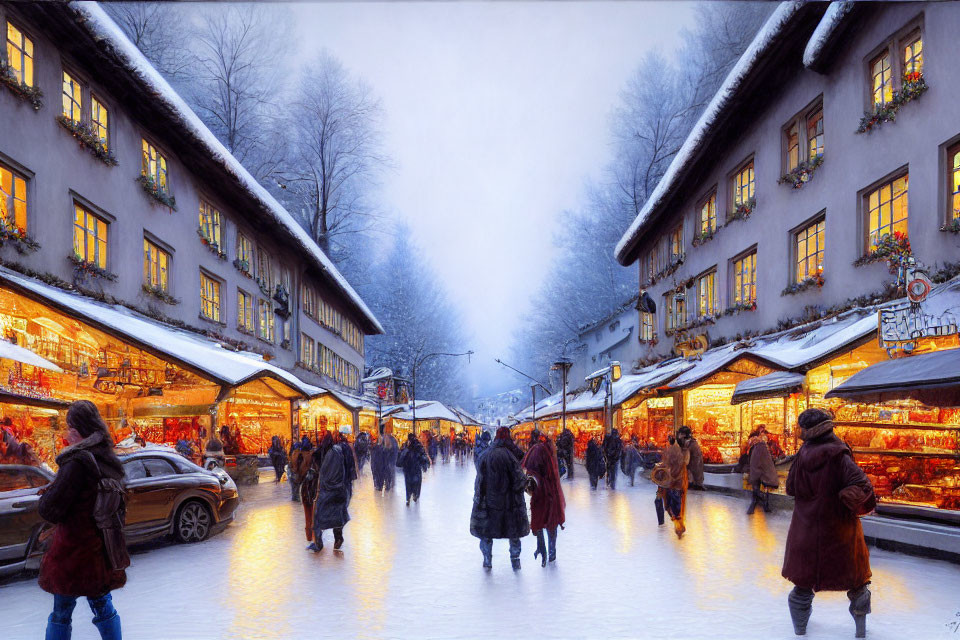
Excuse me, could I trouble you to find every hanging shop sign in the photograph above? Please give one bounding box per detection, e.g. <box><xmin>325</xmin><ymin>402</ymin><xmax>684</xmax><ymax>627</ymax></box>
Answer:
<box><xmin>879</xmin><ymin>301</ymin><xmax>958</xmax><ymax>356</ymax></box>
<box><xmin>674</xmin><ymin>331</ymin><xmax>709</xmax><ymax>359</ymax></box>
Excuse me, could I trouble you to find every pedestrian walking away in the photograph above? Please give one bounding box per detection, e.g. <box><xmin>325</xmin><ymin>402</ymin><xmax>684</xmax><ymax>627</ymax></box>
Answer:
<box><xmin>309</xmin><ymin>432</ymin><xmax>351</xmax><ymax>552</ymax></box>
<box><xmin>397</xmin><ymin>432</ymin><xmax>429</xmax><ymax>505</ymax></box>
<box><xmin>556</xmin><ymin>427</ymin><xmax>574</xmax><ymax>479</ymax></box>
<box><xmin>298</xmin><ymin>436</ymin><xmax>319</xmax><ymax>543</ymax></box>
<box><xmin>38</xmin><ymin>400</ymin><xmax>126</xmax><ymax>640</ymax></box>
<box><xmin>380</xmin><ymin>427</ymin><xmax>399</xmax><ymax>492</ymax></box>
<box><xmin>677</xmin><ymin>425</ymin><xmax>704</xmax><ymax>490</ymax></box>
<box><xmin>620</xmin><ymin>437</ymin><xmax>643</xmax><ymax>486</ymax></box>
<box><xmin>603</xmin><ymin>428</ymin><xmax>623</xmax><ymax>489</ymax></box>
<box><xmin>522</xmin><ymin>430</ymin><xmax>565</xmax><ymax>566</ymax></box>
<box><xmin>354</xmin><ymin>431</ymin><xmax>371</xmax><ymax>474</ymax></box>
<box><xmin>585</xmin><ymin>437</ymin><xmax>605</xmax><ymax>490</ymax></box>
<box><xmin>474</xmin><ymin>430</ymin><xmax>492</xmax><ymax>469</ymax></box>
<box><xmin>782</xmin><ymin>409</ymin><xmax>876</xmax><ymax>638</ymax></box>
<box><xmin>652</xmin><ymin>435</ymin><xmax>689</xmax><ymax>538</ymax></box>
<box><xmin>745</xmin><ymin>426</ymin><xmax>779</xmax><ymax>515</ymax></box>
<box><xmin>471</xmin><ymin>427</ymin><xmax>531</xmax><ymax>570</ymax></box>
<box><xmin>268</xmin><ymin>435</ymin><xmax>287</xmax><ymax>483</ymax></box>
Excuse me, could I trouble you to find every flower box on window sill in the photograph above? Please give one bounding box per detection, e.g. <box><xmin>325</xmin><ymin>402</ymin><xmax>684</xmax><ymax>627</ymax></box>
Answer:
<box><xmin>692</xmin><ymin>228</ymin><xmax>717</xmax><ymax>247</ymax></box>
<box><xmin>55</xmin><ymin>116</ymin><xmax>117</xmax><ymax>166</ymax></box>
<box><xmin>141</xmin><ymin>283</ymin><xmax>179</xmax><ymax>305</ymax></box>
<box><xmin>723</xmin><ymin>301</ymin><xmax>757</xmax><ymax>316</ymax></box>
<box><xmin>853</xmin><ymin>232</ymin><xmax>911</xmax><ymax>273</ymax></box>
<box><xmin>778</xmin><ymin>154</ymin><xmax>823</xmax><ymax>189</ymax></box>
<box><xmin>940</xmin><ymin>218</ymin><xmax>960</xmax><ymax>234</ymax></box>
<box><xmin>0</xmin><ymin>61</ymin><xmax>43</xmax><ymax>111</ymax></box>
<box><xmin>727</xmin><ymin>197</ymin><xmax>756</xmax><ymax>224</ymax></box>
<box><xmin>233</xmin><ymin>258</ymin><xmax>252</xmax><ymax>277</ymax></box>
<box><xmin>136</xmin><ymin>175</ymin><xmax>177</xmax><ymax>210</ymax></box>
<box><xmin>857</xmin><ymin>73</ymin><xmax>928</xmax><ymax>134</ymax></box>
<box><xmin>781</xmin><ymin>272</ymin><xmax>825</xmax><ymax>297</ymax></box>
<box><xmin>687</xmin><ymin>315</ymin><xmax>718</xmax><ymax>330</ymax></box>
<box><xmin>68</xmin><ymin>254</ymin><xmax>117</xmax><ymax>282</ymax></box>
<box><xmin>197</xmin><ymin>228</ymin><xmax>228</xmax><ymax>260</ymax></box>
<box><xmin>0</xmin><ymin>224</ymin><xmax>40</xmax><ymax>254</ymax></box>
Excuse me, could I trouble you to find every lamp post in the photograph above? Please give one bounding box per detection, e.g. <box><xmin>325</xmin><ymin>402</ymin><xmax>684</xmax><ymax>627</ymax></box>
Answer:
<box><xmin>530</xmin><ymin>383</ymin><xmax>538</xmax><ymax>424</ymax></box>
<box><xmin>586</xmin><ymin>360</ymin><xmax>622</xmax><ymax>435</ymax></box>
<box><xmin>551</xmin><ymin>358</ymin><xmax>573</xmax><ymax>435</ymax></box>
<box><xmin>411</xmin><ymin>350</ymin><xmax>473</xmax><ymax>435</ymax></box>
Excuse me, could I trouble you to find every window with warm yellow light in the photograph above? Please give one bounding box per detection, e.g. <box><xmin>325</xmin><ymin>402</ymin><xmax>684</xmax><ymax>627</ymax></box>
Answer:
<box><xmin>0</xmin><ymin>163</ymin><xmax>27</xmax><ymax>230</ymax></box>
<box><xmin>866</xmin><ymin>173</ymin><xmax>908</xmax><ymax>250</ymax></box>
<box><xmin>73</xmin><ymin>204</ymin><xmax>107</xmax><ymax>268</ymax></box>
<box><xmin>142</xmin><ymin>239</ymin><xmax>169</xmax><ymax>291</ymax></box>
<box><xmin>200</xmin><ymin>273</ymin><xmax>221</xmax><ymax>322</ymax></box>
<box><xmin>6</xmin><ymin>22</ymin><xmax>33</xmax><ymax>87</ymax></box>
<box><xmin>796</xmin><ymin>218</ymin><xmax>825</xmax><ymax>282</ymax></box>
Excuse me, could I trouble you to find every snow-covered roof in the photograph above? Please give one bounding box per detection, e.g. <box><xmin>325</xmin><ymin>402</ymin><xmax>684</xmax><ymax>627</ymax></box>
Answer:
<box><xmin>69</xmin><ymin>2</ymin><xmax>383</xmax><ymax>334</ymax></box>
<box><xmin>731</xmin><ymin>371</ymin><xmax>805</xmax><ymax>405</ymax></box>
<box><xmin>0</xmin><ymin>267</ymin><xmax>322</xmax><ymax>397</ymax></box>
<box><xmin>749</xmin><ymin>312</ymin><xmax>877</xmax><ymax>370</ymax></box>
<box><xmin>615</xmin><ymin>2</ymin><xmax>805</xmax><ymax>264</ymax></box>
<box><xmin>361</xmin><ymin>367</ymin><xmax>393</xmax><ymax>383</ymax></box>
<box><xmin>803</xmin><ymin>2</ymin><xmax>855</xmax><ymax>69</ymax></box>
<box><xmin>391</xmin><ymin>401</ymin><xmax>464</xmax><ymax>424</ymax></box>
<box><xmin>825</xmin><ymin>348</ymin><xmax>960</xmax><ymax>404</ymax></box>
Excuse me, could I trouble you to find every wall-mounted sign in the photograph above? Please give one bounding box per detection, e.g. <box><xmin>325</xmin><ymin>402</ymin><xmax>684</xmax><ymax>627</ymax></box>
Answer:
<box><xmin>879</xmin><ymin>301</ymin><xmax>958</xmax><ymax>356</ymax></box>
<box><xmin>675</xmin><ymin>331</ymin><xmax>709</xmax><ymax>359</ymax></box>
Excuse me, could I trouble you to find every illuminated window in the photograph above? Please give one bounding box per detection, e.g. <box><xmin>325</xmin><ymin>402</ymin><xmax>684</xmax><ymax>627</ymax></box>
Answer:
<box><xmin>669</xmin><ymin>223</ymin><xmax>683</xmax><ymax>262</ymax></box>
<box><xmin>0</xmin><ymin>163</ymin><xmax>27</xmax><ymax>230</ymax></box>
<box><xmin>696</xmin><ymin>271</ymin><xmax>716</xmax><ymax>318</ymax></box>
<box><xmin>699</xmin><ymin>192</ymin><xmax>716</xmax><ymax>235</ymax></box>
<box><xmin>865</xmin><ymin>174</ymin><xmax>908</xmax><ymax>250</ymax></box>
<box><xmin>733</xmin><ymin>251</ymin><xmax>757</xmax><ymax>305</ymax></box>
<box><xmin>871</xmin><ymin>51</ymin><xmax>893</xmax><ymax>107</ymax></box>
<box><xmin>142</xmin><ymin>239</ymin><xmax>169</xmax><ymax>291</ymax></box>
<box><xmin>200</xmin><ymin>273</ymin><xmax>221</xmax><ymax>322</ymax></box>
<box><xmin>236</xmin><ymin>233</ymin><xmax>253</xmax><ymax>273</ymax></box>
<box><xmin>140</xmin><ymin>139</ymin><xmax>168</xmax><ymax>191</ymax></box>
<box><xmin>6</xmin><ymin>22</ymin><xmax>34</xmax><ymax>87</ymax></box>
<box><xmin>237</xmin><ymin>289</ymin><xmax>254</xmax><ymax>332</ymax></box>
<box><xmin>256</xmin><ymin>247</ymin><xmax>274</xmax><ymax>292</ymax></box>
<box><xmin>300</xmin><ymin>333</ymin><xmax>316</xmax><ymax>367</ymax></box>
<box><xmin>198</xmin><ymin>200</ymin><xmax>222</xmax><ymax>247</ymax></box>
<box><xmin>91</xmin><ymin>97</ymin><xmax>109</xmax><ymax>150</ymax></box>
<box><xmin>639</xmin><ymin>311</ymin><xmax>655</xmax><ymax>342</ymax></box>
<box><xmin>302</xmin><ymin>284</ymin><xmax>318</xmax><ymax>319</ymax></box>
<box><xmin>61</xmin><ymin>71</ymin><xmax>82</xmax><ymax>122</ymax></box>
<box><xmin>785</xmin><ymin>122</ymin><xmax>800</xmax><ymax>172</ymax></box>
<box><xmin>950</xmin><ymin>144</ymin><xmax>960</xmax><ymax>222</ymax></box>
<box><xmin>732</xmin><ymin>161</ymin><xmax>755</xmax><ymax>208</ymax></box>
<box><xmin>807</xmin><ymin>108</ymin><xmax>823</xmax><ymax>161</ymax></box>
<box><xmin>72</xmin><ymin>203</ymin><xmax>107</xmax><ymax>268</ymax></box>
<box><xmin>903</xmin><ymin>34</ymin><xmax>923</xmax><ymax>76</ymax></box>
<box><xmin>258</xmin><ymin>299</ymin><xmax>275</xmax><ymax>342</ymax></box>
<box><xmin>795</xmin><ymin>218</ymin><xmax>825</xmax><ymax>282</ymax></box>
<box><xmin>664</xmin><ymin>292</ymin><xmax>686</xmax><ymax>332</ymax></box>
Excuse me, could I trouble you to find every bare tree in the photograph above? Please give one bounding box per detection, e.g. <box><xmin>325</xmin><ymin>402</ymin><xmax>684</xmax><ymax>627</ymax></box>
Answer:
<box><xmin>275</xmin><ymin>52</ymin><xmax>387</xmax><ymax>255</ymax></box>
<box><xmin>102</xmin><ymin>3</ymin><xmax>194</xmax><ymax>81</ymax></box>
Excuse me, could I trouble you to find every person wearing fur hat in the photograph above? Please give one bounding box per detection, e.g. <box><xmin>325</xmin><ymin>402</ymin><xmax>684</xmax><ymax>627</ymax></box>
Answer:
<box><xmin>38</xmin><ymin>400</ymin><xmax>125</xmax><ymax>640</ymax></box>
<box><xmin>782</xmin><ymin>408</ymin><xmax>875</xmax><ymax>638</ymax></box>
<box><xmin>470</xmin><ymin>426</ymin><xmax>531</xmax><ymax>570</ymax></box>
<box><xmin>397</xmin><ymin>432</ymin><xmax>429</xmax><ymax>505</ymax></box>
<box><xmin>746</xmin><ymin>426</ymin><xmax>779</xmax><ymax>514</ymax></box>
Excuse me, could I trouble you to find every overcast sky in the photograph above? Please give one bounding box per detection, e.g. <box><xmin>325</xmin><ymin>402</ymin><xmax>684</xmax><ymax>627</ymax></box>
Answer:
<box><xmin>289</xmin><ymin>1</ymin><xmax>697</xmax><ymax>396</ymax></box>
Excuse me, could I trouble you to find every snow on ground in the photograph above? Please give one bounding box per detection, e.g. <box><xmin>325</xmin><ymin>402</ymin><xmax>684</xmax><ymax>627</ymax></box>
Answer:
<box><xmin>2</xmin><ymin>462</ymin><xmax>959</xmax><ymax>639</ymax></box>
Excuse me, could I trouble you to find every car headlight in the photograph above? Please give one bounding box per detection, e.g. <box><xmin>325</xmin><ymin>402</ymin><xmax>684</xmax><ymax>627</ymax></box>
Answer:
<box><xmin>211</xmin><ymin>468</ymin><xmax>229</xmax><ymax>485</ymax></box>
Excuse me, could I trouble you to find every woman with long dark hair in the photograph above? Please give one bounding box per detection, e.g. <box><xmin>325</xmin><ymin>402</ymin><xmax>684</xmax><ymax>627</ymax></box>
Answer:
<box><xmin>522</xmin><ymin>430</ymin><xmax>565</xmax><ymax>566</ymax></box>
<box><xmin>39</xmin><ymin>400</ymin><xmax>126</xmax><ymax>640</ymax></box>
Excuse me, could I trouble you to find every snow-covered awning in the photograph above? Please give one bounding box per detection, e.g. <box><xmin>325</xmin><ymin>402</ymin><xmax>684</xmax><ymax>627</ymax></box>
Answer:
<box><xmin>392</xmin><ymin>401</ymin><xmax>465</xmax><ymax>424</ymax></box>
<box><xmin>825</xmin><ymin>349</ymin><xmax>960</xmax><ymax>406</ymax></box>
<box><xmin>0</xmin><ymin>267</ymin><xmax>322</xmax><ymax>398</ymax></box>
<box><xmin>731</xmin><ymin>371</ymin><xmax>805</xmax><ymax>405</ymax></box>
<box><xmin>361</xmin><ymin>367</ymin><xmax>393</xmax><ymax>383</ymax></box>
<box><xmin>748</xmin><ymin>312</ymin><xmax>877</xmax><ymax>370</ymax></box>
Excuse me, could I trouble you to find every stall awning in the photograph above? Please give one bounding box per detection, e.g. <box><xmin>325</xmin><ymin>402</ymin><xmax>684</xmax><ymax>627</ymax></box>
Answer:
<box><xmin>731</xmin><ymin>371</ymin><xmax>805</xmax><ymax>405</ymax></box>
<box><xmin>392</xmin><ymin>400</ymin><xmax>465</xmax><ymax>424</ymax></box>
<box><xmin>825</xmin><ymin>348</ymin><xmax>960</xmax><ymax>405</ymax></box>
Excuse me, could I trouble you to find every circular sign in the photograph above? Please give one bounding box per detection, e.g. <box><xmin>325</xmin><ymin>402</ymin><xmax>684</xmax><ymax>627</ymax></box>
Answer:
<box><xmin>906</xmin><ymin>276</ymin><xmax>931</xmax><ymax>303</ymax></box>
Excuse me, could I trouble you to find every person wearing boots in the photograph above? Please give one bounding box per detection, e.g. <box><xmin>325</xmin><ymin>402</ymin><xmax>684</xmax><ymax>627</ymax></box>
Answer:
<box><xmin>555</xmin><ymin>427</ymin><xmax>575</xmax><ymax>479</ymax></box>
<box><xmin>782</xmin><ymin>408</ymin><xmax>876</xmax><ymax>638</ymax></box>
<box><xmin>470</xmin><ymin>427</ymin><xmax>531</xmax><ymax>570</ymax></box>
<box><xmin>746</xmin><ymin>427</ymin><xmax>779</xmax><ymax>514</ymax></box>
<box><xmin>602</xmin><ymin>428</ymin><xmax>623</xmax><ymax>489</ymax></box>
<box><xmin>585</xmin><ymin>437</ymin><xmax>605</xmax><ymax>490</ymax></box>
<box><xmin>38</xmin><ymin>401</ymin><xmax>125</xmax><ymax>640</ymax></box>
<box><xmin>309</xmin><ymin>432</ymin><xmax>350</xmax><ymax>552</ymax></box>
<box><xmin>397</xmin><ymin>432</ymin><xmax>429</xmax><ymax>505</ymax></box>
<box><xmin>522</xmin><ymin>430</ymin><xmax>565</xmax><ymax>566</ymax></box>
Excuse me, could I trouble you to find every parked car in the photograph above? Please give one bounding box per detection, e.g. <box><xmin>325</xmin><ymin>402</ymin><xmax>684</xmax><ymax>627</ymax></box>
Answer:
<box><xmin>0</xmin><ymin>449</ymin><xmax>240</xmax><ymax>579</ymax></box>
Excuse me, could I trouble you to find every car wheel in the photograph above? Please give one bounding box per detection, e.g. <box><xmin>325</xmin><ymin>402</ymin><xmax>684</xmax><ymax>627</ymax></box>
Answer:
<box><xmin>175</xmin><ymin>501</ymin><xmax>212</xmax><ymax>543</ymax></box>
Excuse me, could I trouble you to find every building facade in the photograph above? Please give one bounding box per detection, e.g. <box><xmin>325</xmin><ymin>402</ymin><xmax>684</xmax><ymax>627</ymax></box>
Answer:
<box><xmin>0</xmin><ymin>2</ymin><xmax>380</xmax><ymax>395</ymax></box>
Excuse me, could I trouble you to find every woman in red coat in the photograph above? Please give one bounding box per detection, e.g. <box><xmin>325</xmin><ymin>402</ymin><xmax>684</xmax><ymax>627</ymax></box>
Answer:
<box><xmin>782</xmin><ymin>408</ymin><xmax>875</xmax><ymax>638</ymax></box>
<box><xmin>39</xmin><ymin>400</ymin><xmax>125</xmax><ymax>640</ymax></box>
<box><xmin>522</xmin><ymin>430</ymin><xmax>565</xmax><ymax>566</ymax></box>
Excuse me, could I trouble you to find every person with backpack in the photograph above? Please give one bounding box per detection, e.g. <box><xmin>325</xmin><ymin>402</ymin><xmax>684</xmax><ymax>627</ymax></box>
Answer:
<box><xmin>38</xmin><ymin>400</ymin><xmax>127</xmax><ymax>640</ymax></box>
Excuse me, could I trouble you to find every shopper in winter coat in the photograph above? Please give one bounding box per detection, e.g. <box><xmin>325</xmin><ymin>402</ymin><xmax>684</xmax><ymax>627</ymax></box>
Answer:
<box><xmin>471</xmin><ymin>427</ymin><xmax>531</xmax><ymax>569</ymax></box>
<box><xmin>354</xmin><ymin>431</ymin><xmax>371</xmax><ymax>474</ymax></box>
<box><xmin>370</xmin><ymin>436</ymin><xmax>384</xmax><ymax>490</ymax></box>
<box><xmin>653</xmin><ymin>436</ymin><xmax>689</xmax><ymax>538</ymax></box>
<box><xmin>782</xmin><ymin>409</ymin><xmax>875</xmax><ymax>638</ymax></box>
<box><xmin>602</xmin><ymin>429</ymin><xmax>623</xmax><ymax>489</ymax></box>
<box><xmin>620</xmin><ymin>440</ymin><xmax>643</xmax><ymax>486</ymax></box>
<box><xmin>427</xmin><ymin>432</ymin><xmax>439</xmax><ymax>465</ymax></box>
<box><xmin>38</xmin><ymin>400</ymin><xmax>125</xmax><ymax>640</ymax></box>
<box><xmin>337</xmin><ymin>429</ymin><xmax>359</xmax><ymax>502</ymax></box>
<box><xmin>522</xmin><ymin>434</ymin><xmax>565</xmax><ymax>566</ymax></box>
<box><xmin>474</xmin><ymin>430</ymin><xmax>492</xmax><ymax>468</ymax></box>
<box><xmin>268</xmin><ymin>435</ymin><xmax>286</xmax><ymax>483</ymax></box>
<box><xmin>677</xmin><ymin>426</ymin><xmax>705</xmax><ymax>489</ymax></box>
<box><xmin>380</xmin><ymin>429</ymin><xmax>399</xmax><ymax>492</ymax></box>
<box><xmin>397</xmin><ymin>433</ymin><xmax>430</xmax><ymax>505</ymax></box>
<box><xmin>585</xmin><ymin>437</ymin><xmax>605</xmax><ymax>489</ymax></box>
<box><xmin>746</xmin><ymin>428</ymin><xmax>779</xmax><ymax>514</ymax></box>
<box><xmin>555</xmin><ymin>428</ymin><xmax>575</xmax><ymax>479</ymax></box>
<box><xmin>308</xmin><ymin>436</ymin><xmax>350</xmax><ymax>552</ymax></box>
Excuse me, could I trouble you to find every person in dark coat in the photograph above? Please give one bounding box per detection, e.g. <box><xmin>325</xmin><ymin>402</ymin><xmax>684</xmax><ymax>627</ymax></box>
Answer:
<box><xmin>286</xmin><ymin>442</ymin><xmax>302</xmax><ymax>501</ymax></box>
<box><xmin>354</xmin><ymin>431</ymin><xmax>371</xmax><ymax>474</ymax></box>
<box><xmin>585</xmin><ymin>437</ymin><xmax>605</xmax><ymax>489</ymax></box>
<box><xmin>370</xmin><ymin>433</ymin><xmax>384</xmax><ymax>491</ymax></box>
<box><xmin>471</xmin><ymin>427</ymin><xmax>531</xmax><ymax>570</ymax></box>
<box><xmin>620</xmin><ymin>439</ymin><xmax>643</xmax><ymax>486</ymax></box>
<box><xmin>427</xmin><ymin>431</ymin><xmax>439</xmax><ymax>465</ymax></box>
<box><xmin>397</xmin><ymin>432</ymin><xmax>429</xmax><ymax>505</ymax></box>
<box><xmin>555</xmin><ymin>428</ymin><xmax>574</xmax><ymax>479</ymax></box>
<box><xmin>474</xmin><ymin>430</ymin><xmax>492</xmax><ymax>469</ymax></box>
<box><xmin>782</xmin><ymin>409</ymin><xmax>875</xmax><ymax>638</ymax></box>
<box><xmin>380</xmin><ymin>428</ymin><xmax>399</xmax><ymax>492</ymax></box>
<box><xmin>677</xmin><ymin>425</ymin><xmax>705</xmax><ymax>489</ymax></box>
<box><xmin>308</xmin><ymin>435</ymin><xmax>351</xmax><ymax>552</ymax></box>
<box><xmin>38</xmin><ymin>400</ymin><xmax>124</xmax><ymax>640</ymax></box>
<box><xmin>268</xmin><ymin>435</ymin><xmax>286</xmax><ymax>483</ymax></box>
<box><xmin>652</xmin><ymin>435</ymin><xmax>689</xmax><ymax>538</ymax></box>
<box><xmin>602</xmin><ymin>429</ymin><xmax>623</xmax><ymax>489</ymax></box>
<box><xmin>337</xmin><ymin>428</ymin><xmax>359</xmax><ymax>502</ymax></box>
<box><xmin>522</xmin><ymin>432</ymin><xmax>565</xmax><ymax>566</ymax></box>
<box><xmin>746</xmin><ymin>427</ymin><xmax>779</xmax><ymax>514</ymax></box>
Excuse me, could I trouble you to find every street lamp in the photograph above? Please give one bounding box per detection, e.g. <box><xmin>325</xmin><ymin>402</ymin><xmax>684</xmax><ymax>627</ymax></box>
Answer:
<box><xmin>585</xmin><ymin>360</ymin><xmax>622</xmax><ymax>435</ymax></box>
<box><xmin>411</xmin><ymin>350</ymin><xmax>474</xmax><ymax>435</ymax></box>
<box><xmin>551</xmin><ymin>357</ymin><xmax>573</xmax><ymax>435</ymax></box>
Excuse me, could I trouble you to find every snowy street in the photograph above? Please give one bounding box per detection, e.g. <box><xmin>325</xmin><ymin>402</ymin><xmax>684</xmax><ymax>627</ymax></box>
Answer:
<box><xmin>2</xmin><ymin>462</ymin><xmax>959</xmax><ymax>640</ymax></box>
